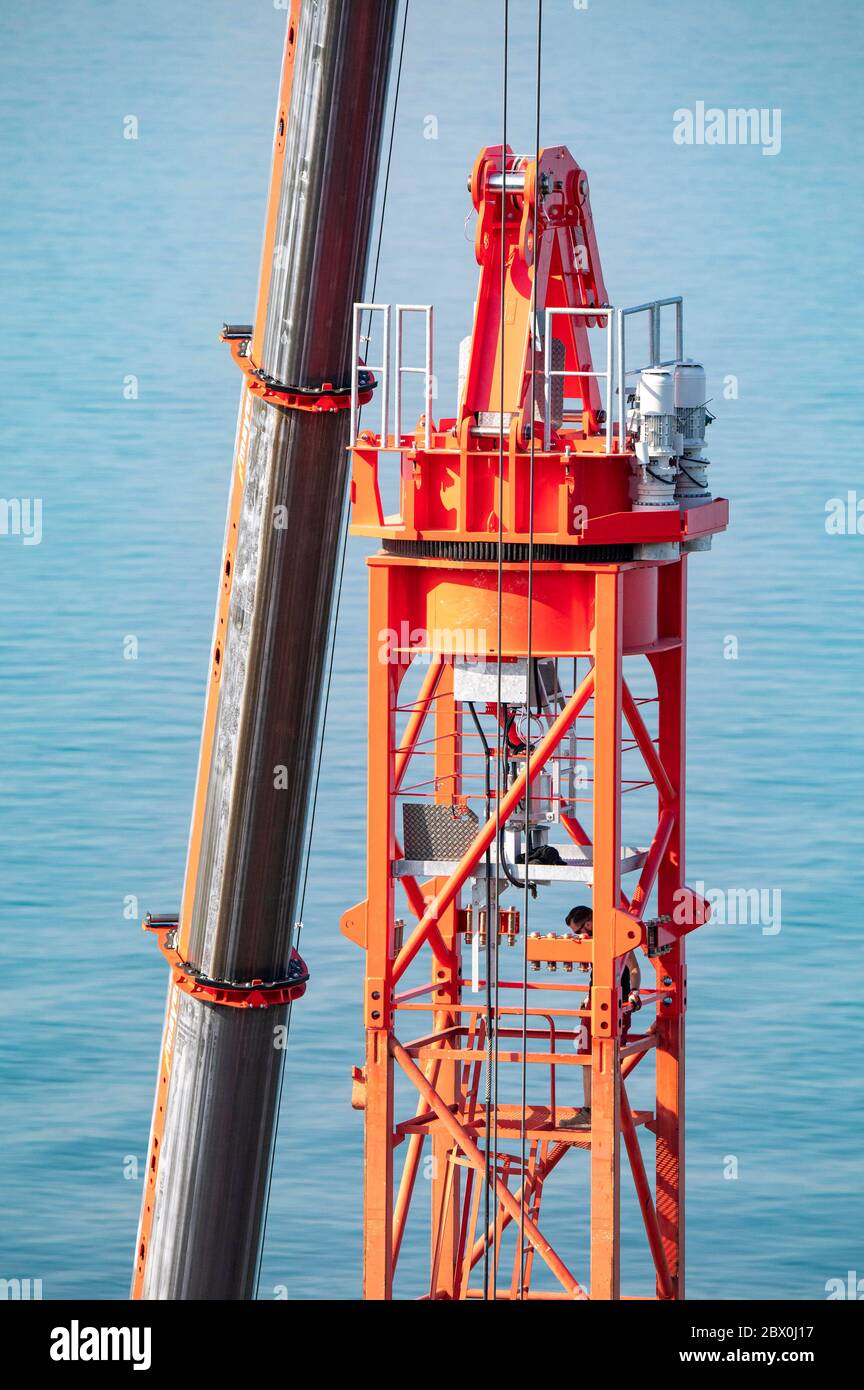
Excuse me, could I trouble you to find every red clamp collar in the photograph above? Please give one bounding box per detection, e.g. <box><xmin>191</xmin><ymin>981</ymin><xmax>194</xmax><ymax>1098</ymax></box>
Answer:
<box><xmin>143</xmin><ymin>914</ymin><xmax>308</xmax><ymax>1009</ymax></box>
<box><xmin>220</xmin><ymin>326</ymin><xmax>375</xmax><ymax>414</ymax></box>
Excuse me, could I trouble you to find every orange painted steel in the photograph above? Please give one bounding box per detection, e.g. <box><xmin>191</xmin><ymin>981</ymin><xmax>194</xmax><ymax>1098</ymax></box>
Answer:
<box><xmin>467</xmin><ymin>1139</ymin><xmax>569</xmax><ymax>1273</ymax></box>
<box><xmin>391</xmin><ymin>666</ymin><xmax>596</xmax><ymax>983</ymax></box>
<box><xmin>463</xmin><ymin>146</ymin><xmax>608</xmax><ymax>438</ymax></box>
<box><xmin>142</xmin><ymin>917</ymin><xmax>308</xmax><ymax>1011</ymax></box>
<box><xmin>250</xmin><ymin>4</ymin><xmax>301</xmax><ymax>368</ymax></box>
<box><xmin>342</xmin><ymin>146</ymin><xmax>726</xmax><ymax>1299</ymax></box>
<box><xmin>394</xmin><ymin>655</ymin><xmax>444</xmax><ymax>791</ymax></box>
<box><xmin>621</xmin><ymin>1083</ymin><xmax>675</xmax><ymax>1301</ymax></box>
<box><xmin>221</xmin><ymin>330</ymin><xmax>374</xmax><ymax>413</ymax></box>
<box><xmin>392</xmin><ymin>1040</ymin><xmax>588</xmax><ymax>1300</ymax></box>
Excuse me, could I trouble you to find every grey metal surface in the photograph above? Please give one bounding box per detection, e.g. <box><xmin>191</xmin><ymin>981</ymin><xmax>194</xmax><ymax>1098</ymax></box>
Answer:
<box><xmin>392</xmin><ymin>845</ymin><xmax>650</xmax><ymax>885</ymax></box>
<box><xmin>402</xmin><ymin>801</ymin><xmax>480</xmax><ymax>861</ymax></box>
<box><xmin>141</xmin><ymin>990</ymin><xmax>288</xmax><ymax>1300</ymax></box>
<box><xmin>136</xmin><ymin>0</ymin><xmax>398</xmax><ymax>1300</ymax></box>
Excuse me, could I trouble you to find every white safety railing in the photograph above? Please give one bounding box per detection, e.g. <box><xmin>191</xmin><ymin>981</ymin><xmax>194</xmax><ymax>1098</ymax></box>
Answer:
<box><xmin>544</xmin><ymin>305</ymin><xmax>615</xmax><ymax>453</ymax></box>
<box><xmin>617</xmin><ymin>297</ymin><xmax>684</xmax><ymax>449</ymax></box>
<box><xmin>350</xmin><ymin>303</ymin><xmax>434</xmax><ymax>449</ymax></box>
<box><xmin>394</xmin><ymin>304</ymin><xmax>434</xmax><ymax>449</ymax></box>
<box><xmin>354</xmin><ymin>297</ymin><xmax>684</xmax><ymax>456</ymax></box>
<box><xmin>351</xmin><ymin>303</ymin><xmax>390</xmax><ymax>447</ymax></box>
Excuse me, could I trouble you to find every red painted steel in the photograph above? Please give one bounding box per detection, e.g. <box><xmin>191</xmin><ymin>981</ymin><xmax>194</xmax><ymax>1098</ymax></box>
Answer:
<box><xmin>341</xmin><ymin>145</ymin><xmax>725</xmax><ymax>1298</ymax></box>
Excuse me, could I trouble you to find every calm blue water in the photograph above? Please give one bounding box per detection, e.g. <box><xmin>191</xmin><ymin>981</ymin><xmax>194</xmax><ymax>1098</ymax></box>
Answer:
<box><xmin>0</xmin><ymin>0</ymin><xmax>861</xmax><ymax>1300</ymax></box>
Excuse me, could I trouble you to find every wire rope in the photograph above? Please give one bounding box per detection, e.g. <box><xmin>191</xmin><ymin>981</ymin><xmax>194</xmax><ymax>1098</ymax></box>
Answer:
<box><xmin>518</xmin><ymin>0</ymin><xmax>543</xmax><ymax>1300</ymax></box>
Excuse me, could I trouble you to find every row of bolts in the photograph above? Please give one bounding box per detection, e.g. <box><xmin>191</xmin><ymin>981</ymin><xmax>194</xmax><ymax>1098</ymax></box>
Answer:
<box><xmin>393</xmin><ymin>909</ymin><xmax>676</xmax><ymax>997</ymax></box>
<box><xmin>460</xmin><ymin>906</ymin><xmax>590</xmax><ymax>973</ymax></box>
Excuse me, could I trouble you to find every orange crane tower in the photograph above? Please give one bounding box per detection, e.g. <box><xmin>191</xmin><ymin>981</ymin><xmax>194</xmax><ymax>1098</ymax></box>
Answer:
<box><xmin>341</xmin><ymin>146</ymin><xmax>728</xmax><ymax>1300</ymax></box>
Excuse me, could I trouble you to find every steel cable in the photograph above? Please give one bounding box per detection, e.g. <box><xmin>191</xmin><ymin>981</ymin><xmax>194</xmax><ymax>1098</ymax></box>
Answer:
<box><xmin>484</xmin><ymin>0</ymin><xmax>510</xmax><ymax>1301</ymax></box>
<box><xmin>519</xmin><ymin>0</ymin><xmax>543</xmax><ymax>1300</ymax></box>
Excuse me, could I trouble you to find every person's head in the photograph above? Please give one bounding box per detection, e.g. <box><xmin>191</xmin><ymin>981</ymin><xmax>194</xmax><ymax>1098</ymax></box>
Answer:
<box><xmin>565</xmin><ymin>905</ymin><xmax>593</xmax><ymax>936</ymax></box>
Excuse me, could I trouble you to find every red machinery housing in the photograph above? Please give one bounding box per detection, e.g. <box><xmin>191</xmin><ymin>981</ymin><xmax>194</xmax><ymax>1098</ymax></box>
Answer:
<box><xmin>341</xmin><ymin>145</ymin><xmax>727</xmax><ymax>1300</ymax></box>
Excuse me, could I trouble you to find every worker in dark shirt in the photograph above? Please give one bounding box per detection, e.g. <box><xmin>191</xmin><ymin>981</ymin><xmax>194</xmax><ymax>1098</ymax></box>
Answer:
<box><xmin>559</xmin><ymin>905</ymin><xmax>642</xmax><ymax>1129</ymax></box>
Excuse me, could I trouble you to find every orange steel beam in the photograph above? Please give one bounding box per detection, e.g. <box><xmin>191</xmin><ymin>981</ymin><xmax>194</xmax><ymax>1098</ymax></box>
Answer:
<box><xmin>363</xmin><ymin>564</ymin><xmax>397</xmax><ymax>1300</ymax></box>
<box><xmin>622</xmin><ymin>681</ymin><xmax>676</xmax><ymax>810</ymax></box>
<box><xmin>250</xmin><ymin>5</ymin><xmax>301</xmax><ymax>365</ymax></box>
<box><xmin>649</xmin><ymin>562</ymin><xmax>688</xmax><ymax>1298</ymax></box>
<box><xmin>394</xmin><ymin>849</ymin><xmax>425</xmax><ymax>916</ymax></box>
<box><xmin>621</xmin><ymin>1085</ymin><xmax>675</xmax><ymax>1300</ymax></box>
<box><xmin>456</xmin><ymin>1165</ymin><xmax>483</xmax><ymax>1300</ymax></box>
<box><xmin>430</xmin><ymin>1155</ymin><xmax>459</xmax><ymax>1297</ymax></box>
<box><xmin>589</xmin><ymin>569</ymin><xmax>623</xmax><ymax>1301</ymax></box>
<box><xmin>391</xmin><ymin>1039</ymin><xmax>589</xmax><ymax>1300</ymax></box>
<box><xmin>512</xmin><ymin>1143</ymin><xmax>543</xmax><ymax>1297</ymax></box>
<box><xmin>468</xmin><ymin>1140</ymin><xmax>569</xmax><ymax>1273</ymax></box>
<box><xmin>463</xmin><ymin>146</ymin><xmax>609</xmax><ymax>439</ymax></box>
<box><xmin>394</xmin><ymin>656</ymin><xmax>445</xmax><ymax>792</ymax></box>
<box><xmin>396</xmin><ymin>862</ymin><xmax>453</xmax><ymax>965</ymax></box>
<box><xmin>560</xmin><ymin>810</ymin><xmax>592</xmax><ymax>846</ymax></box>
<box><xmin>392</xmin><ymin>666</ymin><xmax>596</xmax><ymax>983</ymax></box>
<box><xmin>430</xmin><ymin>661</ymin><xmax>461</xmax><ymax>1298</ymax></box>
<box><xmin>629</xmin><ymin>806</ymin><xmax>676</xmax><ymax>919</ymax></box>
<box><xmin>392</xmin><ymin>1055</ymin><xmax>441</xmax><ymax>1268</ymax></box>
<box><xmin>394</xmin><ymin>656</ymin><xmax>452</xmax><ymax>959</ymax></box>
<box><xmin>623</xmin><ymin>1038</ymin><xmax>656</xmax><ymax>1080</ymax></box>
<box><xmin>393</xmin><ymin>842</ymin><xmax>454</xmax><ymax>968</ymax></box>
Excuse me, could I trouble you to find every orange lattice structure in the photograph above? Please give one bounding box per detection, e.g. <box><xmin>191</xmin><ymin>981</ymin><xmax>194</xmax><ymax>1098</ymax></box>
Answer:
<box><xmin>341</xmin><ymin>145</ymin><xmax>727</xmax><ymax>1299</ymax></box>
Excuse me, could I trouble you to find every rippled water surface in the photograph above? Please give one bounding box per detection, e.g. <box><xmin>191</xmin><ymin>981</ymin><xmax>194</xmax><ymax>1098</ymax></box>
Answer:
<box><xmin>0</xmin><ymin>0</ymin><xmax>860</xmax><ymax>1299</ymax></box>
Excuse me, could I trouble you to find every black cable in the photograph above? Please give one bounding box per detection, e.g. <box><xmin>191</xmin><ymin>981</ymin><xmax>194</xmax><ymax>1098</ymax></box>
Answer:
<box><xmin>486</xmin><ymin>0</ymin><xmax>509</xmax><ymax>1302</ymax></box>
<box><xmin>678</xmin><ymin>463</ymin><xmax>709</xmax><ymax>489</ymax></box>
<box><xmin>497</xmin><ymin>706</ymin><xmax>531</xmax><ymax>894</ymax></box>
<box><xmin>646</xmin><ymin>464</ymin><xmax>677</xmax><ymax>485</ymax></box>
<box><xmin>467</xmin><ymin>701</ymin><xmax>492</xmax><ymax>803</ymax></box>
<box><xmin>362</xmin><ymin>0</ymin><xmax>410</xmax><ymax>363</ymax></box>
